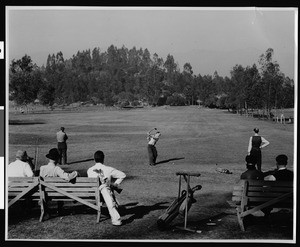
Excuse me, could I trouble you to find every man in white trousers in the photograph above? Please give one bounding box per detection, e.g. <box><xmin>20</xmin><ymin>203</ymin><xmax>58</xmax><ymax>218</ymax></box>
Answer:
<box><xmin>87</xmin><ymin>150</ymin><xmax>126</xmax><ymax>226</ymax></box>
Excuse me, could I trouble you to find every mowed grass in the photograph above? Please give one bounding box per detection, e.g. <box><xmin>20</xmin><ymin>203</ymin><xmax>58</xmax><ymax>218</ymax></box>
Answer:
<box><xmin>7</xmin><ymin>106</ymin><xmax>295</xmax><ymax>241</ymax></box>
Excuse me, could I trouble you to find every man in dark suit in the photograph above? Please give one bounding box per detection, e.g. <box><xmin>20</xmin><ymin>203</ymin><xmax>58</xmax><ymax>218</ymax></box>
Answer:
<box><xmin>264</xmin><ymin>154</ymin><xmax>293</xmax><ymax>181</ymax></box>
<box><xmin>262</xmin><ymin>154</ymin><xmax>293</xmax><ymax>218</ymax></box>
<box><xmin>241</xmin><ymin>155</ymin><xmax>264</xmax><ymax>180</ymax></box>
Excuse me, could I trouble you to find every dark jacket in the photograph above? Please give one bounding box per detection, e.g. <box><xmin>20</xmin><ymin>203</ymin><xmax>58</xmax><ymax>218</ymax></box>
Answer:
<box><xmin>241</xmin><ymin>169</ymin><xmax>264</xmax><ymax>180</ymax></box>
<box><xmin>263</xmin><ymin>168</ymin><xmax>293</xmax><ymax>181</ymax></box>
<box><xmin>274</xmin><ymin>169</ymin><xmax>294</xmax><ymax>181</ymax></box>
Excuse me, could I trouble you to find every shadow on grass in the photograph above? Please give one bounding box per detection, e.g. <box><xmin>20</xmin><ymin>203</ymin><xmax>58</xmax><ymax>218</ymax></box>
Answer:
<box><xmin>121</xmin><ymin>202</ymin><xmax>169</xmax><ymax>225</ymax></box>
<box><xmin>8</xmin><ymin>202</ymin><xmax>42</xmax><ymax>225</ymax></box>
<box><xmin>9</xmin><ymin>120</ymin><xmax>46</xmax><ymax>125</ymax></box>
<box><xmin>168</xmin><ymin>212</ymin><xmax>231</xmax><ymax>231</ymax></box>
<box><xmin>242</xmin><ymin>209</ymin><xmax>293</xmax><ymax>231</ymax></box>
<box><xmin>154</xmin><ymin>157</ymin><xmax>185</xmax><ymax>166</ymax></box>
<box><xmin>67</xmin><ymin>158</ymin><xmax>94</xmax><ymax>165</ymax></box>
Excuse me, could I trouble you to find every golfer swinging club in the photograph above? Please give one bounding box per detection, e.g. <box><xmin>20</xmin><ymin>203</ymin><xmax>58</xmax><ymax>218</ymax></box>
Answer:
<box><xmin>147</xmin><ymin>128</ymin><xmax>161</xmax><ymax>166</ymax></box>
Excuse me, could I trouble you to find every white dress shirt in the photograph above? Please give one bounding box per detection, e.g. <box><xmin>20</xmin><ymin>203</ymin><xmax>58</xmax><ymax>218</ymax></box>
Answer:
<box><xmin>248</xmin><ymin>134</ymin><xmax>270</xmax><ymax>153</ymax></box>
<box><xmin>40</xmin><ymin>162</ymin><xmax>77</xmax><ymax>181</ymax></box>
<box><xmin>87</xmin><ymin>163</ymin><xmax>126</xmax><ymax>185</ymax></box>
<box><xmin>8</xmin><ymin>159</ymin><xmax>34</xmax><ymax>177</ymax></box>
<box><xmin>56</xmin><ymin>130</ymin><xmax>68</xmax><ymax>142</ymax></box>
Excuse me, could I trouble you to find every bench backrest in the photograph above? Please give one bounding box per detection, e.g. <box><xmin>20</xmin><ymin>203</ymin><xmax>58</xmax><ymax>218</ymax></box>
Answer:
<box><xmin>232</xmin><ymin>180</ymin><xmax>293</xmax><ymax>208</ymax></box>
<box><xmin>39</xmin><ymin>177</ymin><xmax>100</xmax><ymax>202</ymax></box>
<box><xmin>8</xmin><ymin>177</ymin><xmax>40</xmax><ymax>201</ymax></box>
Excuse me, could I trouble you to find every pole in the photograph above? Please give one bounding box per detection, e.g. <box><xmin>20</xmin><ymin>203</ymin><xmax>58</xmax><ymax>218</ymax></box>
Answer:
<box><xmin>178</xmin><ymin>175</ymin><xmax>181</xmax><ymax>199</ymax></box>
<box><xmin>34</xmin><ymin>138</ymin><xmax>39</xmax><ymax>175</ymax></box>
<box><xmin>184</xmin><ymin>175</ymin><xmax>190</xmax><ymax>229</ymax></box>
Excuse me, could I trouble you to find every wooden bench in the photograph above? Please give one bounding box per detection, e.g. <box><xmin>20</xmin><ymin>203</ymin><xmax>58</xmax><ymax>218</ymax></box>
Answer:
<box><xmin>8</xmin><ymin>177</ymin><xmax>40</xmax><ymax>207</ymax></box>
<box><xmin>8</xmin><ymin>177</ymin><xmax>103</xmax><ymax>223</ymax></box>
<box><xmin>232</xmin><ymin>180</ymin><xmax>293</xmax><ymax>231</ymax></box>
<box><xmin>39</xmin><ymin>177</ymin><xmax>102</xmax><ymax>222</ymax></box>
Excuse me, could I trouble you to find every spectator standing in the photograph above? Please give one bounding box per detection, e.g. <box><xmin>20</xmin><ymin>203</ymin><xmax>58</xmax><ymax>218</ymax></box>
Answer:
<box><xmin>56</xmin><ymin>127</ymin><xmax>68</xmax><ymax>165</ymax></box>
<box><xmin>247</xmin><ymin>128</ymin><xmax>270</xmax><ymax>171</ymax></box>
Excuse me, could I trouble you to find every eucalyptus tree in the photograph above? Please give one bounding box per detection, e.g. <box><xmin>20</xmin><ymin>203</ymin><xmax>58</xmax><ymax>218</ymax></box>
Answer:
<box><xmin>258</xmin><ymin>48</ymin><xmax>282</xmax><ymax>118</ymax></box>
<box><xmin>9</xmin><ymin>54</ymin><xmax>42</xmax><ymax>110</ymax></box>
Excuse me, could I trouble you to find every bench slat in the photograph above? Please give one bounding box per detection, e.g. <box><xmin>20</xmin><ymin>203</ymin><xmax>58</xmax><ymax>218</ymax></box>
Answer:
<box><xmin>9</xmin><ymin>192</ymin><xmax>97</xmax><ymax>197</ymax></box>
<box><xmin>45</xmin><ymin>188</ymin><xmax>96</xmax><ymax>192</ymax></box>
<box><xmin>49</xmin><ymin>199</ymin><xmax>97</xmax><ymax>202</ymax></box>
<box><xmin>247</xmin><ymin>180</ymin><xmax>293</xmax><ymax>187</ymax></box>
<box><xmin>42</xmin><ymin>177</ymin><xmax>98</xmax><ymax>183</ymax></box>
<box><xmin>247</xmin><ymin>191</ymin><xmax>293</xmax><ymax>197</ymax></box>
<box><xmin>41</xmin><ymin>183</ymin><xmax>98</xmax><ymax>187</ymax></box>
<box><xmin>9</xmin><ymin>182</ymin><xmax>40</xmax><ymax>187</ymax></box>
<box><xmin>247</xmin><ymin>197</ymin><xmax>293</xmax><ymax>202</ymax></box>
<box><xmin>9</xmin><ymin>187</ymin><xmax>96</xmax><ymax>192</ymax></box>
<box><xmin>44</xmin><ymin>192</ymin><xmax>96</xmax><ymax>197</ymax></box>
<box><xmin>247</xmin><ymin>188</ymin><xmax>292</xmax><ymax>193</ymax></box>
<box><xmin>8</xmin><ymin>177</ymin><xmax>39</xmax><ymax>182</ymax></box>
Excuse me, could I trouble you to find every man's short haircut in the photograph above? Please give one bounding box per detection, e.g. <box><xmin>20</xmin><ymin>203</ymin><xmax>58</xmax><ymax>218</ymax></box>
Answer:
<box><xmin>253</xmin><ymin>127</ymin><xmax>259</xmax><ymax>133</ymax></box>
<box><xmin>61</xmin><ymin>127</ymin><xmax>65</xmax><ymax>131</ymax></box>
<box><xmin>276</xmin><ymin>154</ymin><xmax>288</xmax><ymax>166</ymax></box>
<box><xmin>94</xmin><ymin>150</ymin><xmax>105</xmax><ymax>163</ymax></box>
<box><xmin>245</xmin><ymin>155</ymin><xmax>255</xmax><ymax>164</ymax></box>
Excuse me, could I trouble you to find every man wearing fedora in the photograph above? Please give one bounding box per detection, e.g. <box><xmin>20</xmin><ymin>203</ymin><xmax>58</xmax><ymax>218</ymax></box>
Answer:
<box><xmin>40</xmin><ymin>148</ymin><xmax>78</xmax><ymax>181</ymax></box>
<box><xmin>39</xmin><ymin>148</ymin><xmax>78</xmax><ymax>219</ymax></box>
<box><xmin>8</xmin><ymin>150</ymin><xmax>34</xmax><ymax>177</ymax></box>
<box><xmin>56</xmin><ymin>127</ymin><xmax>68</xmax><ymax>165</ymax></box>
<box><xmin>87</xmin><ymin>150</ymin><xmax>126</xmax><ymax>226</ymax></box>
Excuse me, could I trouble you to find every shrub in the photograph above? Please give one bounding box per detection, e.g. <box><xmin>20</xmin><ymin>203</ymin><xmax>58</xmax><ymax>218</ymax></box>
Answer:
<box><xmin>166</xmin><ymin>94</ymin><xmax>186</xmax><ymax>106</ymax></box>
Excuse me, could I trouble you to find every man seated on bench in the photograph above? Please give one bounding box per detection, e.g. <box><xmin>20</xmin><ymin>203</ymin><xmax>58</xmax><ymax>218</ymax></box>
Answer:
<box><xmin>8</xmin><ymin>150</ymin><xmax>35</xmax><ymax>213</ymax></box>
<box><xmin>8</xmin><ymin>150</ymin><xmax>34</xmax><ymax>178</ymax></box>
<box><xmin>87</xmin><ymin>150</ymin><xmax>126</xmax><ymax>226</ymax></box>
<box><xmin>263</xmin><ymin>154</ymin><xmax>293</xmax><ymax>181</ymax></box>
<box><xmin>262</xmin><ymin>154</ymin><xmax>293</xmax><ymax>217</ymax></box>
<box><xmin>240</xmin><ymin>155</ymin><xmax>264</xmax><ymax>180</ymax></box>
<box><xmin>40</xmin><ymin>148</ymin><xmax>78</xmax><ymax>181</ymax></box>
<box><xmin>39</xmin><ymin>148</ymin><xmax>79</xmax><ymax>218</ymax></box>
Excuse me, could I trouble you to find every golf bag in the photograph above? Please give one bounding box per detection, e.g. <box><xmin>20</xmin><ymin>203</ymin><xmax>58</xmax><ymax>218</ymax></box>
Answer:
<box><xmin>157</xmin><ymin>184</ymin><xmax>202</xmax><ymax>230</ymax></box>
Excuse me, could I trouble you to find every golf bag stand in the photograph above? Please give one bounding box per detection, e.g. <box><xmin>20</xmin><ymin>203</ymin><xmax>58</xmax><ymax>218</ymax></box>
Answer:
<box><xmin>157</xmin><ymin>171</ymin><xmax>202</xmax><ymax>232</ymax></box>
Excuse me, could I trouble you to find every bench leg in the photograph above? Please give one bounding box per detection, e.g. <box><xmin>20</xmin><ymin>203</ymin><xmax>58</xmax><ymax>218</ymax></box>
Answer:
<box><xmin>237</xmin><ymin>208</ymin><xmax>245</xmax><ymax>231</ymax></box>
<box><xmin>39</xmin><ymin>200</ymin><xmax>45</xmax><ymax>222</ymax></box>
<box><xmin>96</xmin><ymin>204</ymin><xmax>101</xmax><ymax>223</ymax></box>
<box><xmin>39</xmin><ymin>199</ymin><xmax>50</xmax><ymax>222</ymax></box>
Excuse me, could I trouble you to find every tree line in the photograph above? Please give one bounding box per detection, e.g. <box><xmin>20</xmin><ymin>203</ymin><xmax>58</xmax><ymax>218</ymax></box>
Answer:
<box><xmin>9</xmin><ymin>46</ymin><xmax>294</xmax><ymax>117</ymax></box>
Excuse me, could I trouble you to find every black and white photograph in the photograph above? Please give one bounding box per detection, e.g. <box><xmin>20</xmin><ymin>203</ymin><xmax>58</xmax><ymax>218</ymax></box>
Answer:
<box><xmin>3</xmin><ymin>4</ymin><xmax>298</xmax><ymax>243</ymax></box>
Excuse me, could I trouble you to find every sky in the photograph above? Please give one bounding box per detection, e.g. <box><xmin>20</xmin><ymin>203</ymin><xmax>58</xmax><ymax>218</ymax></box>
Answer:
<box><xmin>7</xmin><ymin>7</ymin><xmax>297</xmax><ymax>78</ymax></box>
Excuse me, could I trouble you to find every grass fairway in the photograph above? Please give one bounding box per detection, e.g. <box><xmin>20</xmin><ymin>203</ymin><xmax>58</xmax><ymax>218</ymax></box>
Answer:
<box><xmin>7</xmin><ymin>106</ymin><xmax>295</xmax><ymax>241</ymax></box>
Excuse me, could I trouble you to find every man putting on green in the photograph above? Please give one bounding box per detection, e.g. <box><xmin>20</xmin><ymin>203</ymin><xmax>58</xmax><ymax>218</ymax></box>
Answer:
<box><xmin>147</xmin><ymin>128</ymin><xmax>161</xmax><ymax>166</ymax></box>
